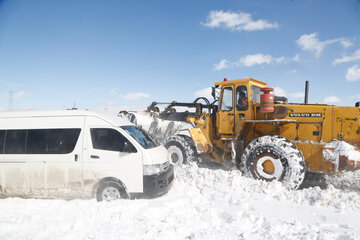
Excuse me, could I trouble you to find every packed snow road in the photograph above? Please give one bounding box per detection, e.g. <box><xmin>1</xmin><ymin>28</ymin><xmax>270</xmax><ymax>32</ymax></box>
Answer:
<box><xmin>1</xmin><ymin>162</ymin><xmax>360</xmax><ymax>240</ymax></box>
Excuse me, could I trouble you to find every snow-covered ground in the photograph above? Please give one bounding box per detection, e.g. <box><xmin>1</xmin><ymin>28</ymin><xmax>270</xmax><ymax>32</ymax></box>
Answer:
<box><xmin>1</xmin><ymin>161</ymin><xmax>360</xmax><ymax>240</ymax></box>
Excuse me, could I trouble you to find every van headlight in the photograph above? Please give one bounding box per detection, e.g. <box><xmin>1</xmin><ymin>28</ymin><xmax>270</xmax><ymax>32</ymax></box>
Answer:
<box><xmin>143</xmin><ymin>164</ymin><xmax>162</xmax><ymax>175</ymax></box>
<box><xmin>143</xmin><ymin>161</ymin><xmax>170</xmax><ymax>175</ymax></box>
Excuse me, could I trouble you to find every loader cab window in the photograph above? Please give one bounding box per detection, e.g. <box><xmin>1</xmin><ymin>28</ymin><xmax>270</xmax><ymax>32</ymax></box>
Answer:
<box><xmin>251</xmin><ymin>86</ymin><xmax>261</xmax><ymax>104</ymax></box>
<box><xmin>221</xmin><ymin>87</ymin><xmax>233</xmax><ymax>111</ymax></box>
<box><xmin>236</xmin><ymin>86</ymin><xmax>248</xmax><ymax>111</ymax></box>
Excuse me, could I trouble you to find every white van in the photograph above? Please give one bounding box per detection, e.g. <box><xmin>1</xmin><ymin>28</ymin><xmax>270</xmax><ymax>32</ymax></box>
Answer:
<box><xmin>0</xmin><ymin>110</ymin><xmax>174</xmax><ymax>201</ymax></box>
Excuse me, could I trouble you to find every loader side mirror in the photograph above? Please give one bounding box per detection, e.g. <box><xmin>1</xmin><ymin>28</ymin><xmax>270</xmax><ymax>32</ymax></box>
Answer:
<box><xmin>211</xmin><ymin>87</ymin><xmax>216</xmax><ymax>100</ymax></box>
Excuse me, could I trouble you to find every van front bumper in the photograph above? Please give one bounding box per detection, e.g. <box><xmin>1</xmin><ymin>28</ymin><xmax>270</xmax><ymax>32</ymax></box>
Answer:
<box><xmin>133</xmin><ymin>164</ymin><xmax>174</xmax><ymax>199</ymax></box>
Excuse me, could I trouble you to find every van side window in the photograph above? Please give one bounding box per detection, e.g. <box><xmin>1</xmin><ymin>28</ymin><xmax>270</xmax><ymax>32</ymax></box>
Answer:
<box><xmin>47</xmin><ymin>129</ymin><xmax>81</xmax><ymax>154</ymax></box>
<box><xmin>0</xmin><ymin>130</ymin><xmax>5</xmax><ymax>154</ymax></box>
<box><xmin>27</xmin><ymin>129</ymin><xmax>47</xmax><ymax>154</ymax></box>
<box><xmin>91</xmin><ymin>128</ymin><xmax>137</xmax><ymax>153</ymax></box>
<box><xmin>0</xmin><ymin>128</ymin><xmax>80</xmax><ymax>155</ymax></box>
<box><xmin>5</xmin><ymin>130</ymin><xmax>26</xmax><ymax>154</ymax></box>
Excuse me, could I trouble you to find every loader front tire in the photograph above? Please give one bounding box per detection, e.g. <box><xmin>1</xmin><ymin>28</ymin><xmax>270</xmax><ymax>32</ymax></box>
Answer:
<box><xmin>241</xmin><ymin>136</ymin><xmax>305</xmax><ymax>190</ymax></box>
<box><xmin>164</xmin><ymin>135</ymin><xmax>197</xmax><ymax>166</ymax></box>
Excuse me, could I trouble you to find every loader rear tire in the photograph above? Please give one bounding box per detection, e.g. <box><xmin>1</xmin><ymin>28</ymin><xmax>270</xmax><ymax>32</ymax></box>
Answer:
<box><xmin>164</xmin><ymin>135</ymin><xmax>197</xmax><ymax>166</ymax></box>
<box><xmin>241</xmin><ymin>136</ymin><xmax>305</xmax><ymax>190</ymax></box>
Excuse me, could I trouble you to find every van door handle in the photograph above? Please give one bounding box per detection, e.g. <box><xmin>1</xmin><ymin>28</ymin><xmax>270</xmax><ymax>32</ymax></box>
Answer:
<box><xmin>75</xmin><ymin>154</ymin><xmax>79</xmax><ymax>162</ymax></box>
<box><xmin>90</xmin><ymin>155</ymin><xmax>100</xmax><ymax>159</ymax></box>
<box><xmin>227</xmin><ymin>113</ymin><xmax>234</xmax><ymax>116</ymax></box>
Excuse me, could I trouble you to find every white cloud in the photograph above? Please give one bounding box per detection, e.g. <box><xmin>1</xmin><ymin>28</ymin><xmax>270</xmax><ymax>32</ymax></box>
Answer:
<box><xmin>13</xmin><ymin>90</ymin><xmax>25</xmax><ymax>99</ymax></box>
<box><xmin>296</xmin><ymin>33</ymin><xmax>352</xmax><ymax>57</ymax></box>
<box><xmin>348</xmin><ymin>94</ymin><xmax>360</xmax><ymax>100</ymax></box>
<box><xmin>239</xmin><ymin>54</ymin><xmax>272</xmax><ymax>66</ymax></box>
<box><xmin>213</xmin><ymin>59</ymin><xmax>230</xmax><ymax>71</ymax></box>
<box><xmin>90</xmin><ymin>88</ymin><xmax>105</xmax><ymax>93</ymax></box>
<box><xmin>292</xmin><ymin>54</ymin><xmax>300</xmax><ymax>62</ymax></box>
<box><xmin>0</xmin><ymin>80</ymin><xmax>21</xmax><ymax>87</ymax></box>
<box><xmin>119</xmin><ymin>92</ymin><xmax>149</xmax><ymax>101</ymax></box>
<box><xmin>239</xmin><ymin>54</ymin><xmax>285</xmax><ymax>67</ymax></box>
<box><xmin>296</xmin><ymin>33</ymin><xmax>324</xmax><ymax>57</ymax></box>
<box><xmin>323</xmin><ymin>96</ymin><xmax>341</xmax><ymax>104</ymax></box>
<box><xmin>339</xmin><ymin>39</ymin><xmax>353</xmax><ymax>48</ymax></box>
<box><xmin>289</xmin><ymin>92</ymin><xmax>305</xmax><ymax>98</ymax></box>
<box><xmin>202</xmin><ymin>10</ymin><xmax>279</xmax><ymax>32</ymax></box>
<box><xmin>93</xmin><ymin>102</ymin><xmax>145</xmax><ymax>116</ymax></box>
<box><xmin>346</xmin><ymin>65</ymin><xmax>360</xmax><ymax>82</ymax></box>
<box><xmin>213</xmin><ymin>54</ymin><xmax>287</xmax><ymax>71</ymax></box>
<box><xmin>274</xmin><ymin>87</ymin><xmax>286</xmax><ymax>96</ymax></box>
<box><xmin>194</xmin><ymin>87</ymin><xmax>213</xmax><ymax>100</ymax></box>
<box><xmin>274</xmin><ymin>87</ymin><xmax>304</xmax><ymax>99</ymax></box>
<box><xmin>333</xmin><ymin>49</ymin><xmax>360</xmax><ymax>65</ymax></box>
<box><xmin>110</xmin><ymin>88</ymin><xmax>119</xmax><ymax>96</ymax></box>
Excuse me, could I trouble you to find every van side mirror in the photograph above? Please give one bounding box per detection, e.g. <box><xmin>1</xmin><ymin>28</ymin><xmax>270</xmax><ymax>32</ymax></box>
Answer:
<box><xmin>122</xmin><ymin>141</ymin><xmax>137</xmax><ymax>153</ymax></box>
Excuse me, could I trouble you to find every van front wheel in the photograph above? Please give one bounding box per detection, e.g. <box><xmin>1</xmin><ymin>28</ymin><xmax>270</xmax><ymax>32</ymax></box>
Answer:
<box><xmin>96</xmin><ymin>180</ymin><xmax>127</xmax><ymax>201</ymax></box>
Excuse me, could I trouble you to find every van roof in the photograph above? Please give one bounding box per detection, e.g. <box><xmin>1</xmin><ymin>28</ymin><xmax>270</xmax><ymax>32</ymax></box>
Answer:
<box><xmin>0</xmin><ymin>109</ymin><xmax>133</xmax><ymax>127</ymax></box>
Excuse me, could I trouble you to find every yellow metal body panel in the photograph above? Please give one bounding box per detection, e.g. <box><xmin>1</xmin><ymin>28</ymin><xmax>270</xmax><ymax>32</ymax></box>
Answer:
<box><xmin>215</xmin><ymin>78</ymin><xmax>267</xmax><ymax>88</ymax></box>
<box><xmin>246</xmin><ymin>104</ymin><xmax>360</xmax><ymax>173</ymax></box>
<box><xmin>189</xmin><ymin>128</ymin><xmax>211</xmax><ymax>153</ymax></box>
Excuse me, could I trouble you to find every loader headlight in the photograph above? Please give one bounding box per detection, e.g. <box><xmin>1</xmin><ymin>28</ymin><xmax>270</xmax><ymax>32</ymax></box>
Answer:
<box><xmin>143</xmin><ymin>164</ymin><xmax>162</xmax><ymax>175</ymax></box>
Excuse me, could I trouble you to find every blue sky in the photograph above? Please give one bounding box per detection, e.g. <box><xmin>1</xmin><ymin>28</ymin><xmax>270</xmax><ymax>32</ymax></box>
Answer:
<box><xmin>0</xmin><ymin>0</ymin><xmax>360</xmax><ymax>111</ymax></box>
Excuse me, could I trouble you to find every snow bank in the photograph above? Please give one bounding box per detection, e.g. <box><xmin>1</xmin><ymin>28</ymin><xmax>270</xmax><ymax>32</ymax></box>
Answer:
<box><xmin>1</xmin><ymin>162</ymin><xmax>360</xmax><ymax>240</ymax></box>
<box><xmin>324</xmin><ymin>140</ymin><xmax>360</xmax><ymax>167</ymax></box>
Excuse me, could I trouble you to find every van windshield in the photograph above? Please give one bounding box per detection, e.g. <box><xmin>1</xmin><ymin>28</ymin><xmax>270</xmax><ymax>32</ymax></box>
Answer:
<box><xmin>121</xmin><ymin>125</ymin><xmax>159</xmax><ymax>149</ymax></box>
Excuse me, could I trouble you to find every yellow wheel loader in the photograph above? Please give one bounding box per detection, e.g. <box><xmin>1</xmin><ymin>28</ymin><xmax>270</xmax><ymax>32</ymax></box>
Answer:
<box><xmin>121</xmin><ymin>78</ymin><xmax>360</xmax><ymax>189</ymax></box>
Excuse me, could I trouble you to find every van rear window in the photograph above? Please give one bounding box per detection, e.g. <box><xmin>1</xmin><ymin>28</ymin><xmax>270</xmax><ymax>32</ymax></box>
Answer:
<box><xmin>0</xmin><ymin>128</ymin><xmax>81</xmax><ymax>154</ymax></box>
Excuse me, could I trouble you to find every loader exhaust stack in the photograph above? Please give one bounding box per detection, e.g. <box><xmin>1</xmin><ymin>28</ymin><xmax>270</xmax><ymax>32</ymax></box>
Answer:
<box><xmin>304</xmin><ymin>80</ymin><xmax>309</xmax><ymax>104</ymax></box>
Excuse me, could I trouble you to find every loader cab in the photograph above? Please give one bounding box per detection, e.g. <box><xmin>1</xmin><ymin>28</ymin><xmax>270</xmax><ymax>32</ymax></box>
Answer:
<box><xmin>215</xmin><ymin>78</ymin><xmax>267</xmax><ymax>139</ymax></box>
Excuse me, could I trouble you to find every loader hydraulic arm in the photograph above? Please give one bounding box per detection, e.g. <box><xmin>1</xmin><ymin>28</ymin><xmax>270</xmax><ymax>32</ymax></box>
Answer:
<box><xmin>148</xmin><ymin>98</ymin><xmax>213</xmax><ymax>116</ymax></box>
